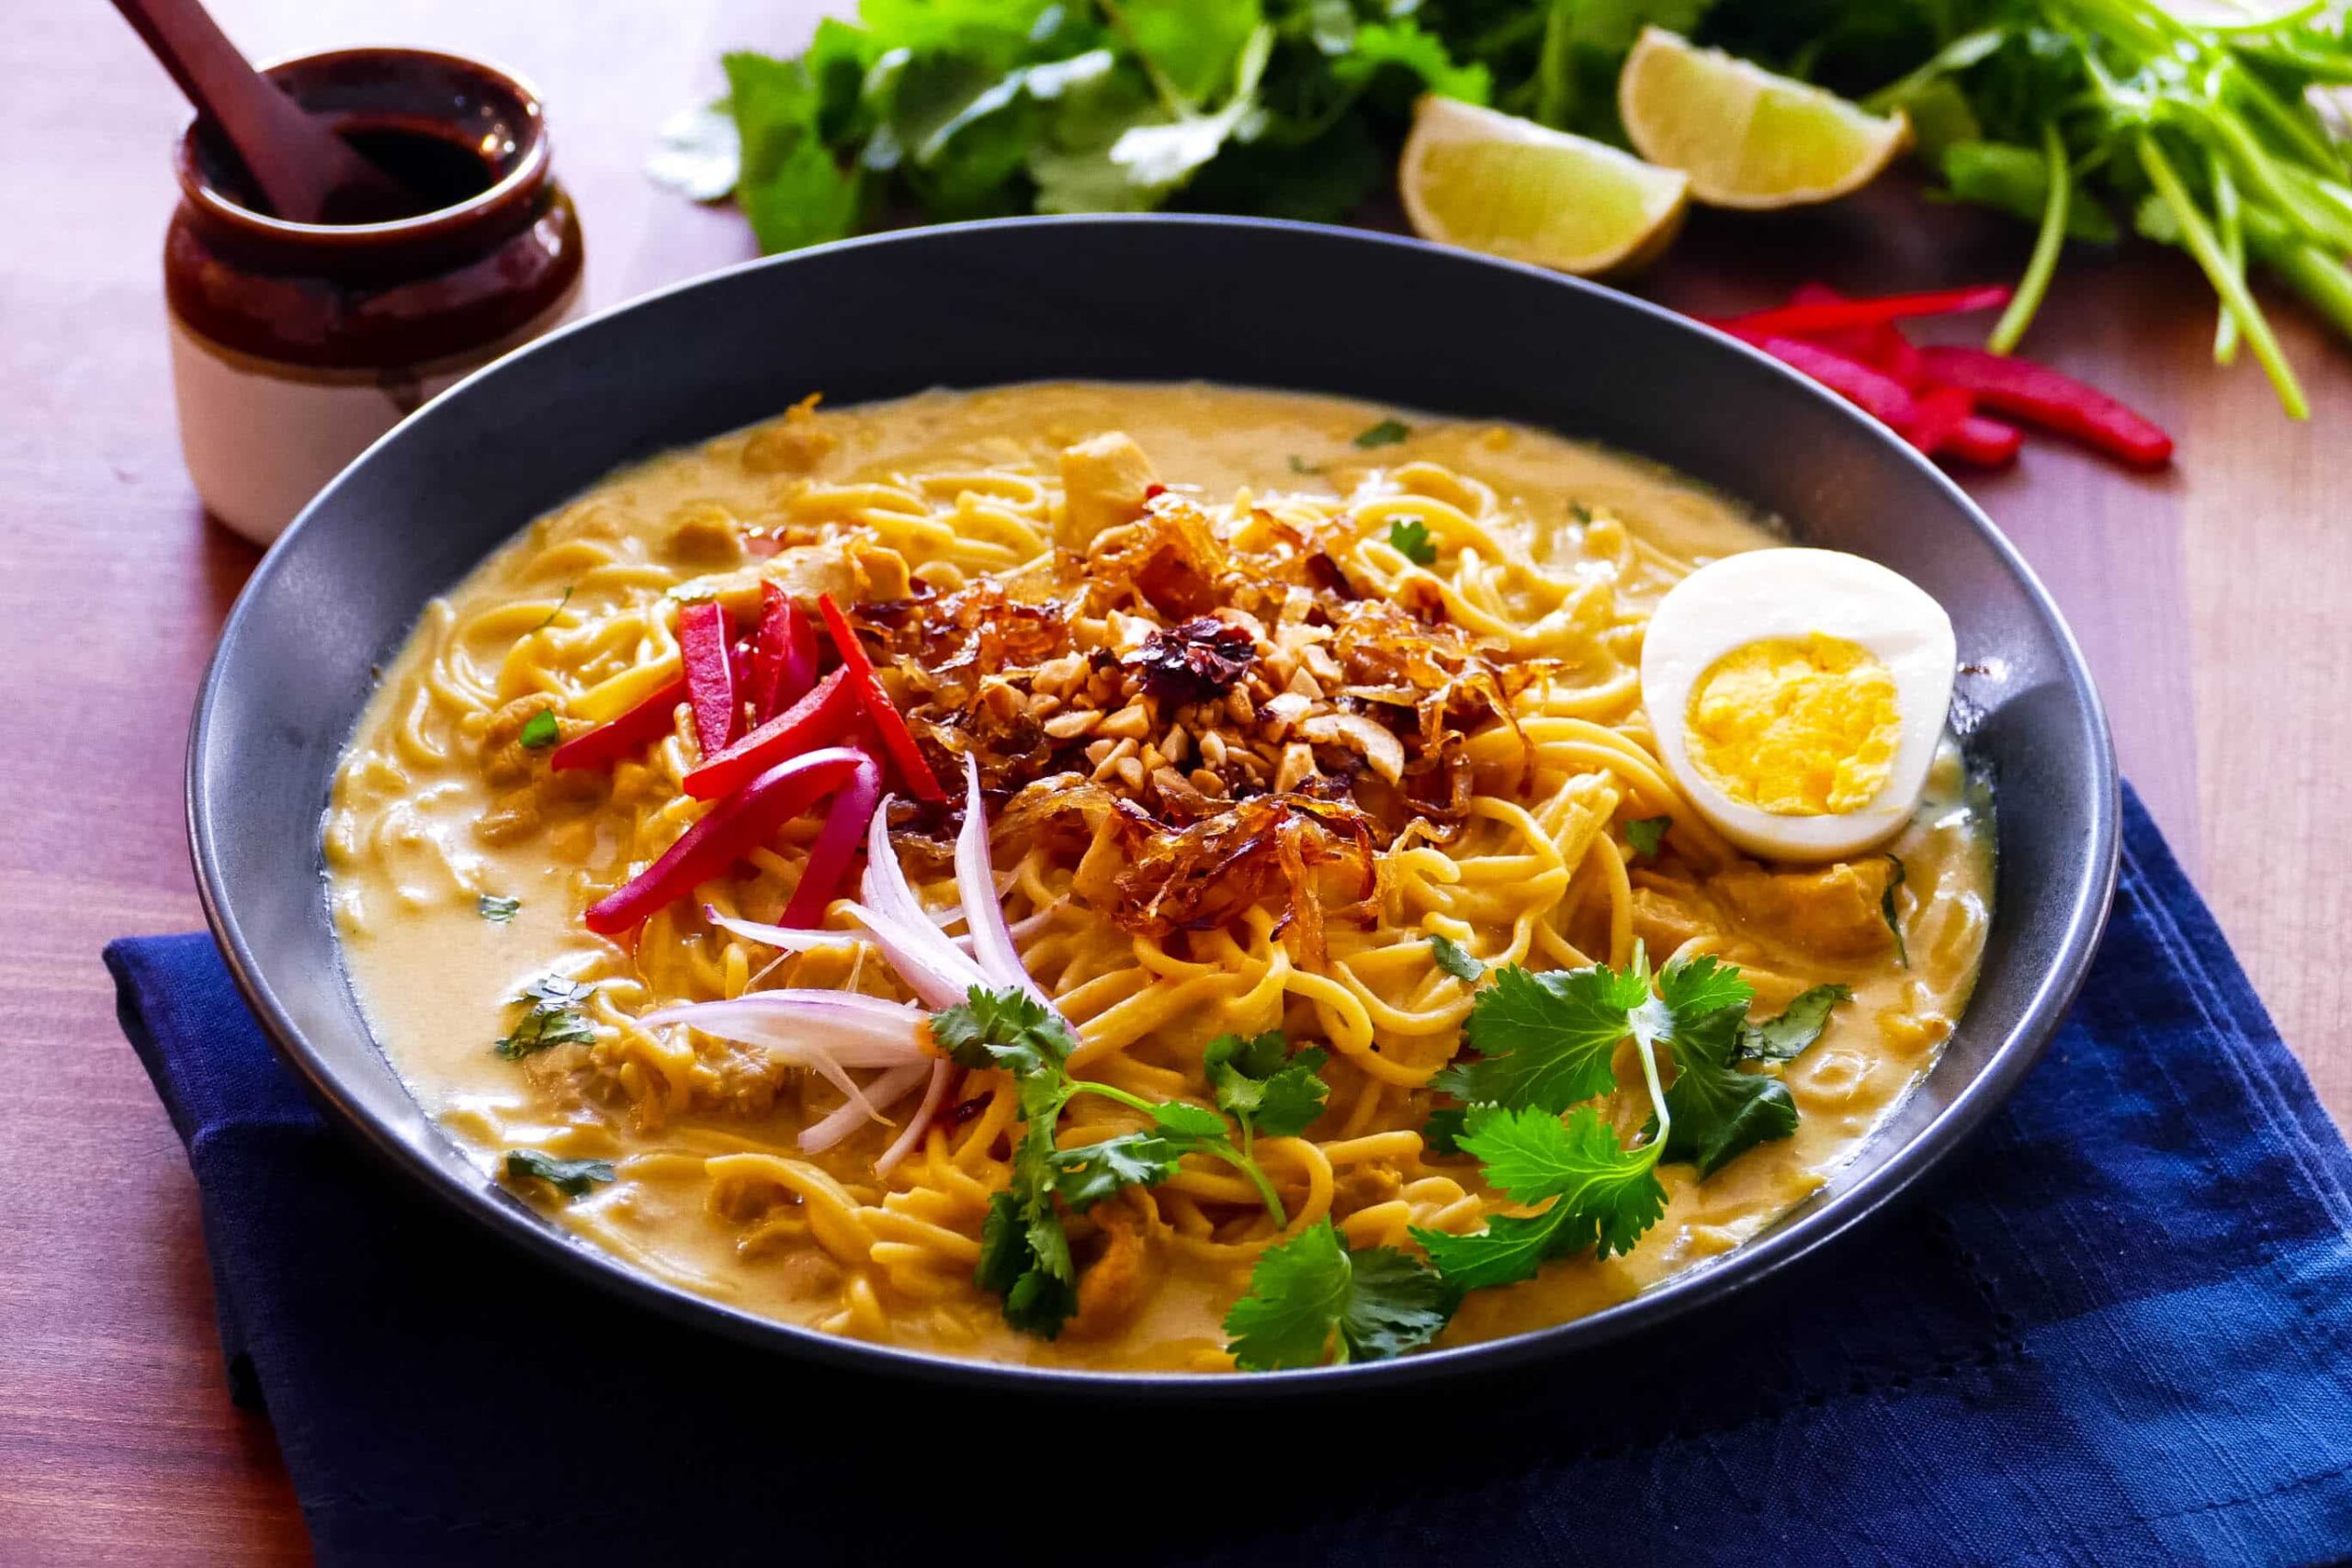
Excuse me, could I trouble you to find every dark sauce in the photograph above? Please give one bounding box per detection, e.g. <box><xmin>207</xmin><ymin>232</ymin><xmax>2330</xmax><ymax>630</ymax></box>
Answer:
<box><xmin>198</xmin><ymin>116</ymin><xmax>502</xmax><ymax>226</ymax></box>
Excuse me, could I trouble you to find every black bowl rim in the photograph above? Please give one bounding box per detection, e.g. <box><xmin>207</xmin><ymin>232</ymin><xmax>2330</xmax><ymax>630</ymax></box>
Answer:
<box><xmin>188</xmin><ymin>213</ymin><xmax>2120</xmax><ymax>1397</ymax></box>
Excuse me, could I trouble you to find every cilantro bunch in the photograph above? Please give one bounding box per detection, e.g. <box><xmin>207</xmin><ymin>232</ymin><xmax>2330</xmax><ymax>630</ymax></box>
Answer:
<box><xmin>934</xmin><ymin>987</ymin><xmax>1329</xmax><ymax>1337</ymax></box>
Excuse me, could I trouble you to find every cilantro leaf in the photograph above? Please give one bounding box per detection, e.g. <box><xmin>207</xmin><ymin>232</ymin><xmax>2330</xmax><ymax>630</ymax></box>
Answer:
<box><xmin>932</xmin><ymin>986</ymin><xmax>1077</xmax><ymax>1077</ymax></box>
<box><xmin>1117</xmin><ymin>0</ymin><xmax>1261</xmax><ymax>107</ymax></box>
<box><xmin>1151</xmin><ymin>1100</ymin><xmax>1229</xmax><ymax>1140</ymax></box>
<box><xmin>503</xmin><ymin>1149</ymin><xmax>615</xmax><ymax>1199</ymax></box>
<box><xmin>1386</xmin><ymin>517</ymin><xmax>1437</xmax><ymax>566</ymax></box>
<box><xmin>493</xmin><ymin>976</ymin><xmax>598</xmax><ymax>1059</ymax></box>
<box><xmin>1332</xmin><ymin>19</ymin><xmax>1493</xmax><ymax>105</ymax></box>
<box><xmin>1624</xmin><ymin>815</ymin><xmax>1671</xmax><ymax>859</ymax></box>
<box><xmin>1429</xmin><ymin>933</ymin><xmax>1484</xmax><ymax>982</ymax></box>
<box><xmin>1051</xmin><ymin>1132</ymin><xmax>1182</xmax><ymax>1211</ymax></box>
<box><xmin>1882</xmin><ymin>853</ymin><xmax>1910</xmax><ymax>967</ymax></box>
<box><xmin>1224</xmin><ymin>1218</ymin><xmax>1453</xmax><ymax>1370</ymax></box>
<box><xmin>1204</xmin><ymin>1030</ymin><xmax>1329</xmax><ymax>1142</ymax></box>
<box><xmin>517</xmin><ymin>709</ymin><xmax>560</xmax><ymax>750</ymax></box>
<box><xmin>1433</xmin><ymin>962</ymin><xmax>1652</xmax><ymax>1113</ymax></box>
<box><xmin>1422</xmin><ymin>1106</ymin><xmax>1470</xmax><ymax>1156</ymax></box>
<box><xmin>724</xmin><ymin>51</ymin><xmax>862</xmax><ymax>254</ymax></box>
<box><xmin>1286</xmin><ymin>455</ymin><xmax>1323</xmax><ymax>476</ymax></box>
<box><xmin>1641</xmin><ymin>956</ymin><xmax>1796</xmax><ymax>1179</ymax></box>
<box><xmin>477</xmin><ymin>893</ymin><xmax>521</xmax><ymax>923</ymax></box>
<box><xmin>1739</xmin><ymin>984</ymin><xmax>1853</xmax><ymax>1064</ymax></box>
<box><xmin>1352</xmin><ymin>418</ymin><xmax>1409</xmax><ymax>448</ymax></box>
<box><xmin>978</xmin><ymin>1188</ymin><xmax>1078</xmax><ymax>1337</ymax></box>
<box><xmin>1411</xmin><ymin>1106</ymin><xmax>1668</xmax><ymax>1289</ymax></box>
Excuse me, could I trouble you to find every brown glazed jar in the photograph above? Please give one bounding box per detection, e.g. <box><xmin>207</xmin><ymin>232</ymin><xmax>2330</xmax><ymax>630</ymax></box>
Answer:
<box><xmin>165</xmin><ymin>48</ymin><xmax>584</xmax><ymax>543</ymax></box>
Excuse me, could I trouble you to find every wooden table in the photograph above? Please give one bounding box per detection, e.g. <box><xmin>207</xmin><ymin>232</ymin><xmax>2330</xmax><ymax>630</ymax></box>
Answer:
<box><xmin>5</xmin><ymin>3</ymin><xmax>2344</xmax><ymax>1561</ymax></box>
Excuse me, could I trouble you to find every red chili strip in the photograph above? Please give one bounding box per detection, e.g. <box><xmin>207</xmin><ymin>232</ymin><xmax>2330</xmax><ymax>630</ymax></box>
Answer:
<box><xmin>548</xmin><ymin>672</ymin><xmax>689</xmax><ymax>773</ymax></box>
<box><xmin>815</xmin><ymin>593</ymin><xmax>944</xmax><ymax>803</ymax></box>
<box><xmin>584</xmin><ymin>747</ymin><xmax>865</xmax><ymax>934</ymax></box>
<box><xmin>1943</xmin><ymin>415</ymin><xmax>2024</xmax><ymax>468</ymax></box>
<box><xmin>1736</xmin><ymin>333</ymin><xmax>1922</xmax><ymax>428</ymax></box>
<box><xmin>1785</xmin><ymin>283</ymin><xmax>1926</xmax><ymax>389</ymax></box>
<box><xmin>778</xmin><ymin>751</ymin><xmax>882</xmax><ymax>927</ymax></box>
<box><xmin>1708</xmin><ymin>283</ymin><xmax>2013</xmax><ymax>339</ymax></box>
<box><xmin>1915</xmin><ymin>346</ymin><xmax>2174</xmax><ymax>469</ymax></box>
<box><xmin>682</xmin><ymin>665</ymin><xmax>859</xmax><ymax>802</ymax></box>
<box><xmin>748</xmin><ymin>582</ymin><xmax>820</xmax><ymax>723</ymax></box>
<box><xmin>1906</xmin><ymin>387</ymin><xmax>1977</xmax><ymax>457</ymax></box>
<box><xmin>678</xmin><ymin>601</ymin><xmax>741</xmax><ymax>755</ymax></box>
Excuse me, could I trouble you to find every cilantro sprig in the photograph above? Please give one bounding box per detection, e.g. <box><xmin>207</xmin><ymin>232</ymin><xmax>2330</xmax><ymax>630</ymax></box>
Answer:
<box><xmin>1224</xmin><ymin>1219</ymin><xmax>1453</xmax><ymax>1371</ymax></box>
<box><xmin>493</xmin><ymin>976</ymin><xmax>599</xmax><ymax>1060</ymax></box>
<box><xmin>1413</xmin><ymin>949</ymin><xmax>1852</xmax><ymax>1291</ymax></box>
<box><xmin>938</xmin><ymin>987</ymin><xmax>1317</xmax><ymax>1338</ymax></box>
<box><xmin>504</xmin><ymin>1149</ymin><xmax>615</xmax><ymax>1199</ymax></box>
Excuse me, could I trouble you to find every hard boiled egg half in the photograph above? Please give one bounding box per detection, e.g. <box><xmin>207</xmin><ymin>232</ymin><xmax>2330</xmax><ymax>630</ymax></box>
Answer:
<box><xmin>1640</xmin><ymin>548</ymin><xmax>1956</xmax><ymax>862</ymax></box>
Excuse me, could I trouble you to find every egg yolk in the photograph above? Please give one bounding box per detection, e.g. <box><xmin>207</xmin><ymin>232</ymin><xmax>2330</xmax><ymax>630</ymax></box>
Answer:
<box><xmin>1685</xmin><ymin>633</ymin><xmax>1901</xmax><ymax>815</ymax></box>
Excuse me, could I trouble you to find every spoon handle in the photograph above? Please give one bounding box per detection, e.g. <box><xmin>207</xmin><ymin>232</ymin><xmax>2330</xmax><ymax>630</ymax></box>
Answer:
<box><xmin>110</xmin><ymin>0</ymin><xmax>402</xmax><ymax>223</ymax></box>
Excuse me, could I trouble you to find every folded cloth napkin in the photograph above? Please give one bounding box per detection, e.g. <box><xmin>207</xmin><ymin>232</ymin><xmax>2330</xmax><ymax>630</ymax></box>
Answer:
<box><xmin>110</xmin><ymin>786</ymin><xmax>2352</xmax><ymax>1568</ymax></box>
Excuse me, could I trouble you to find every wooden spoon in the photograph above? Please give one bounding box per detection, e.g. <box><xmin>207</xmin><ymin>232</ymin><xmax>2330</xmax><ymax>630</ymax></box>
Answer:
<box><xmin>110</xmin><ymin>0</ymin><xmax>413</xmax><ymax>223</ymax></box>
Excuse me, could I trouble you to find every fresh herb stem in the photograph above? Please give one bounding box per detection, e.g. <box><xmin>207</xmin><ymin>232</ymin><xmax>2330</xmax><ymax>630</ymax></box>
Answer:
<box><xmin>2260</xmin><ymin>236</ymin><xmax>2352</xmax><ymax>342</ymax></box>
<box><xmin>2136</xmin><ymin>132</ymin><xmax>2309</xmax><ymax>419</ymax></box>
<box><xmin>1068</xmin><ymin>1077</ymin><xmax>1288</xmax><ymax>1225</ymax></box>
<box><xmin>2212</xmin><ymin>151</ymin><xmax>2245</xmax><ymax>365</ymax></box>
<box><xmin>1989</xmin><ymin>119</ymin><xmax>2074</xmax><ymax>355</ymax></box>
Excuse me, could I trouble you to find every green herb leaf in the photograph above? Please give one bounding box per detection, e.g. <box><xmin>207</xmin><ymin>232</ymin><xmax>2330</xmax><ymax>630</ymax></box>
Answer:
<box><xmin>1882</xmin><ymin>853</ymin><xmax>1909</xmax><ymax>968</ymax></box>
<box><xmin>1941</xmin><ymin>141</ymin><xmax>2117</xmax><ymax>243</ymax></box>
<box><xmin>1411</xmin><ymin>1104</ymin><xmax>1668</xmax><ymax>1287</ymax></box>
<box><xmin>493</xmin><ymin>976</ymin><xmax>599</xmax><ymax>1059</ymax></box>
<box><xmin>1432</xmin><ymin>961</ymin><xmax>1652</xmax><ymax>1113</ymax></box>
<box><xmin>1429</xmin><ymin>933</ymin><xmax>1485</xmax><ymax>982</ymax></box>
<box><xmin>1643</xmin><ymin>956</ymin><xmax>1798</xmax><ymax>1178</ymax></box>
<box><xmin>1422</xmin><ymin>1106</ymin><xmax>1469</xmax><ymax>1156</ymax></box>
<box><xmin>724</xmin><ymin>50</ymin><xmax>862</xmax><ymax>254</ymax></box>
<box><xmin>517</xmin><ymin>709</ymin><xmax>561</xmax><ymax>750</ymax></box>
<box><xmin>526</xmin><ymin>587</ymin><xmax>576</xmax><ymax>637</ymax></box>
<box><xmin>978</xmin><ymin>1188</ymin><xmax>1078</xmax><ymax>1337</ymax></box>
<box><xmin>1352</xmin><ymin>418</ymin><xmax>1409</xmax><ymax>448</ymax></box>
<box><xmin>1224</xmin><ymin>1218</ymin><xmax>1453</xmax><ymax>1369</ymax></box>
<box><xmin>1204</xmin><ymin>1030</ymin><xmax>1329</xmax><ymax>1141</ymax></box>
<box><xmin>933</xmin><ymin>986</ymin><xmax>1078</xmax><ymax>1077</ymax></box>
<box><xmin>1050</xmin><ymin>1132</ymin><xmax>1183</xmax><ymax>1211</ymax></box>
<box><xmin>503</xmin><ymin>1149</ymin><xmax>616</xmax><ymax>1199</ymax></box>
<box><xmin>1387</xmin><ymin>517</ymin><xmax>1437</xmax><ymax>566</ymax></box>
<box><xmin>1286</xmin><ymin>455</ymin><xmax>1324</xmax><ymax>475</ymax></box>
<box><xmin>1624</xmin><ymin>815</ymin><xmax>1672</xmax><ymax>859</ymax></box>
<box><xmin>477</xmin><ymin>893</ymin><xmax>522</xmax><ymax>923</ymax></box>
<box><xmin>1739</xmin><ymin>984</ymin><xmax>1853</xmax><ymax>1064</ymax></box>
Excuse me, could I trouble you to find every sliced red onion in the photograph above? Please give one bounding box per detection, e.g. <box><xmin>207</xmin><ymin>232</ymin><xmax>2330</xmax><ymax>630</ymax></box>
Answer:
<box><xmin>854</xmin><ymin>795</ymin><xmax>994</xmax><ymax>1010</ymax></box>
<box><xmin>704</xmin><ymin>906</ymin><xmax>864</xmax><ymax>953</ymax></box>
<box><xmin>874</xmin><ymin>1059</ymin><xmax>955</xmax><ymax>1176</ymax></box>
<box><xmin>956</xmin><ymin>753</ymin><xmax>1050</xmax><ymax>1007</ymax></box>
<box><xmin>798</xmin><ymin>1061</ymin><xmax>930</xmax><ymax>1154</ymax></box>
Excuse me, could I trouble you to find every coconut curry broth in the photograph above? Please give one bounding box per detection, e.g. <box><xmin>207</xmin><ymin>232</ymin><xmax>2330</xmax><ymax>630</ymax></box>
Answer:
<box><xmin>325</xmin><ymin>381</ymin><xmax>1992</xmax><ymax>1371</ymax></box>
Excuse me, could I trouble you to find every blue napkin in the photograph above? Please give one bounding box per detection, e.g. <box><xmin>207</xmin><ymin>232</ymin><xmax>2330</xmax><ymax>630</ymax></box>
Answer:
<box><xmin>109</xmin><ymin>785</ymin><xmax>2352</xmax><ymax>1568</ymax></box>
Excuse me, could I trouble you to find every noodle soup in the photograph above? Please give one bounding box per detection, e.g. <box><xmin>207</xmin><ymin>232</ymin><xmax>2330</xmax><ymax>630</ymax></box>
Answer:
<box><xmin>325</xmin><ymin>382</ymin><xmax>1992</xmax><ymax>1371</ymax></box>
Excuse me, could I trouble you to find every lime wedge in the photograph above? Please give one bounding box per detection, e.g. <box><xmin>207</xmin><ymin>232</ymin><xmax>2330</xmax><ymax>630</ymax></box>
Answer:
<box><xmin>1399</xmin><ymin>96</ymin><xmax>1689</xmax><ymax>276</ymax></box>
<box><xmin>1619</xmin><ymin>28</ymin><xmax>1910</xmax><ymax>209</ymax></box>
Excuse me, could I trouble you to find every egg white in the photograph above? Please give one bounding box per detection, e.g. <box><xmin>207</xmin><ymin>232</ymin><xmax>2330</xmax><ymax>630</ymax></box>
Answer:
<box><xmin>1640</xmin><ymin>548</ymin><xmax>1956</xmax><ymax>862</ymax></box>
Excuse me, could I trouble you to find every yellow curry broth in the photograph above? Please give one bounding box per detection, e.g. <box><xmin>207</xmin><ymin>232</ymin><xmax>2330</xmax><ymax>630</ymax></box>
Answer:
<box><xmin>325</xmin><ymin>382</ymin><xmax>1990</xmax><ymax>1371</ymax></box>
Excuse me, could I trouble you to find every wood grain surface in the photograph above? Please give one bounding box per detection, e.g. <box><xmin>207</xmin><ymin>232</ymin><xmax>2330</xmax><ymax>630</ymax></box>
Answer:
<box><xmin>3</xmin><ymin>2</ymin><xmax>2344</xmax><ymax>1562</ymax></box>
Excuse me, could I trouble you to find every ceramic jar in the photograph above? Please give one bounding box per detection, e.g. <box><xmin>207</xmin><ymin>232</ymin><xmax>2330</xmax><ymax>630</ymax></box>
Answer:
<box><xmin>165</xmin><ymin>48</ymin><xmax>584</xmax><ymax>544</ymax></box>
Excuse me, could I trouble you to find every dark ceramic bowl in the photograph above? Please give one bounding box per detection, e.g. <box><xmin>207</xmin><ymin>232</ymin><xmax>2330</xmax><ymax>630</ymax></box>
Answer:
<box><xmin>189</xmin><ymin>217</ymin><xmax>2119</xmax><ymax>1394</ymax></box>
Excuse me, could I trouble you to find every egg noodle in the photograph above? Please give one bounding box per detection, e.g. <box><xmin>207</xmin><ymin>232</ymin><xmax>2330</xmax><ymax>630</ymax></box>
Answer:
<box><xmin>325</xmin><ymin>382</ymin><xmax>1991</xmax><ymax>1371</ymax></box>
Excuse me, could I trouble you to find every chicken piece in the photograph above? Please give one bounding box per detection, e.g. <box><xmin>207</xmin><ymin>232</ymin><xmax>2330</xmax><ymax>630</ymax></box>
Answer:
<box><xmin>1711</xmin><ymin>858</ymin><xmax>1898</xmax><ymax>962</ymax></box>
<box><xmin>1331</xmin><ymin>1163</ymin><xmax>1402</xmax><ymax>1217</ymax></box>
<box><xmin>1063</xmin><ymin>1190</ymin><xmax>1166</xmax><ymax>1340</ymax></box>
<box><xmin>1629</xmin><ymin>886</ymin><xmax>1710</xmax><ymax>958</ymax></box>
<box><xmin>741</xmin><ymin>393</ymin><xmax>837</xmax><ymax>475</ymax></box>
<box><xmin>667</xmin><ymin>503</ymin><xmax>745</xmax><ymax>567</ymax></box>
<box><xmin>1058</xmin><ymin>432</ymin><xmax>1158</xmax><ymax>550</ymax></box>
<box><xmin>474</xmin><ymin>785</ymin><xmax>542</xmax><ymax>845</ymax></box>
<box><xmin>479</xmin><ymin>695</ymin><xmax>563</xmax><ymax>788</ymax></box>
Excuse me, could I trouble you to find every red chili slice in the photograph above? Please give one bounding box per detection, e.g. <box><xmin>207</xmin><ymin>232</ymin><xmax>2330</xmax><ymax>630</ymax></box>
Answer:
<box><xmin>681</xmin><ymin>664</ymin><xmax>859</xmax><ymax>802</ymax></box>
<box><xmin>548</xmin><ymin>672</ymin><xmax>689</xmax><ymax>772</ymax></box>
<box><xmin>584</xmin><ymin>747</ymin><xmax>865</xmax><ymax>934</ymax></box>
<box><xmin>1943</xmin><ymin>415</ymin><xmax>2024</xmax><ymax>468</ymax></box>
<box><xmin>1708</xmin><ymin>283</ymin><xmax>2013</xmax><ymax>339</ymax></box>
<box><xmin>778</xmin><ymin>751</ymin><xmax>882</xmax><ymax>927</ymax></box>
<box><xmin>678</xmin><ymin>601</ymin><xmax>741</xmax><ymax>755</ymax></box>
<box><xmin>1735</xmin><ymin>333</ymin><xmax>1922</xmax><ymax>428</ymax></box>
<box><xmin>748</xmin><ymin>582</ymin><xmax>820</xmax><ymax>723</ymax></box>
<box><xmin>1906</xmin><ymin>387</ymin><xmax>1978</xmax><ymax>457</ymax></box>
<box><xmin>1785</xmin><ymin>283</ymin><xmax>1926</xmax><ymax>389</ymax></box>
<box><xmin>1915</xmin><ymin>345</ymin><xmax>2174</xmax><ymax>469</ymax></box>
<box><xmin>815</xmin><ymin>593</ymin><xmax>944</xmax><ymax>803</ymax></box>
